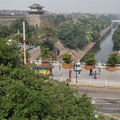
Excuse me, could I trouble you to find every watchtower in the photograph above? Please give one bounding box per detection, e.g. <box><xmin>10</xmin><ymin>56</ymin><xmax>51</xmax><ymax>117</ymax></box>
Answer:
<box><xmin>27</xmin><ymin>3</ymin><xmax>46</xmax><ymax>15</ymax></box>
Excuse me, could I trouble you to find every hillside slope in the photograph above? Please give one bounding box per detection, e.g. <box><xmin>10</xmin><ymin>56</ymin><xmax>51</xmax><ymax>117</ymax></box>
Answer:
<box><xmin>55</xmin><ymin>26</ymin><xmax>112</xmax><ymax>61</ymax></box>
<box><xmin>55</xmin><ymin>40</ymin><xmax>96</xmax><ymax>61</ymax></box>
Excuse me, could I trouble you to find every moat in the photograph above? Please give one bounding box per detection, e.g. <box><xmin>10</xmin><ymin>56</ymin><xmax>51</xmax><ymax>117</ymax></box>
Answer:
<box><xmin>81</xmin><ymin>28</ymin><xmax>114</xmax><ymax>63</ymax></box>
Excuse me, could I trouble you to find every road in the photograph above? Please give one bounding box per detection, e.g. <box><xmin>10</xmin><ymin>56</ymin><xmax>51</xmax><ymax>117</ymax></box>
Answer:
<box><xmin>52</xmin><ymin>64</ymin><xmax>120</xmax><ymax>87</ymax></box>
<box><xmin>70</xmin><ymin>86</ymin><xmax>120</xmax><ymax>119</ymax></box>
<box><xmin>52</xmin><ymin>65</ymin><xmax>120</xmax><ymax>119</ymax></box>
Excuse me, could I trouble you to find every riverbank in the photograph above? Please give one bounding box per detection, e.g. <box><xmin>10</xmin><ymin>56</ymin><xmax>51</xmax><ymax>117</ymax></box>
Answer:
<box><xmin>55</xmin><ymin>25</ymin><xmax>112</xmax><ymax>61</ymax></box>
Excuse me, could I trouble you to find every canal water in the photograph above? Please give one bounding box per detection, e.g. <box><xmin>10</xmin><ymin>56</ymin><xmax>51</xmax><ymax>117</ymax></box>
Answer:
<box><xmin>82</xmin><ymin>28</ymin><xmax>114</xmax><ymax>63</ymax></box>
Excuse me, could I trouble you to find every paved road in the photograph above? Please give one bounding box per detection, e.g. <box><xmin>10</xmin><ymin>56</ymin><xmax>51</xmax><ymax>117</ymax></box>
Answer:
<box><xmin>52</xmin><ymin>64</ymin><xmax>120</xmax><ymax>87</ymax></box>
<box><xmin>70</xmin><ymin>86</ymin><xmax>120</xmax><ymax>120</ymax></box>
<box><xmin>52</xmin><ymin>65</ymin><xmax>120</xmax><ymax>119</ymax></box>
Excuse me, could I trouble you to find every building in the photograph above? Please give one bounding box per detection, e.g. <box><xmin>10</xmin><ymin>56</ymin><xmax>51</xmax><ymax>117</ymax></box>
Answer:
<box><xmin>27</xmin><ymin>3</ymin><xmax>46</xmax><ymax>15</ymax></box>
<box><xmin>0</xmin><ymin>3</ymin><xmax>48</xmax><ymax>27</ymax></box>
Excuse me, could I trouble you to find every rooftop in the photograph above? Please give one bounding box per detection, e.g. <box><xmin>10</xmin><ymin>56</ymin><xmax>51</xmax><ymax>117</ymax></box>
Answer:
<box><xmin>29</xmin><ymin>3</ymin><xmax>44</xmax><ymax>9</ymax></box>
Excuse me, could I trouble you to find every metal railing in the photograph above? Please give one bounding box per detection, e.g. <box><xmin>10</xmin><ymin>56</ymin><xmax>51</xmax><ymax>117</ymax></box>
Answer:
<box><xmin>71</xmin><ymin>79</ymin><xmax>120</xmax><ymax>87</ymax></box>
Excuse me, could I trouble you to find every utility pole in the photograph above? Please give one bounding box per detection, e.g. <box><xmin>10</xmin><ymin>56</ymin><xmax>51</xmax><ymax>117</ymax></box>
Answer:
<box><xmin>76</xmin><ymin>64</ymin><xmax>77</xmax><ymax>83</ymax></box>
<box><xmin>23</xmin><ymin>22</ymin><xmax>26</xmax><ymax>65</ymax></box>
<box><xmin>58</xmin><ymin>56</ymin><xmax>61</xmax><ymax>81</ymax></box>
<box><xmin>59</xmin><ymin>60</ymin><xmax>61</xmax><ymax>81</ymax></box>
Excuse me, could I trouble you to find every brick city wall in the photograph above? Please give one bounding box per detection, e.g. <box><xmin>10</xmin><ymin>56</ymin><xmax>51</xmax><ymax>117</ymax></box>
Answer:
<box><xmin>0</xmin><ymin>14</ymin><xmax>49</xmax><ymax>26</ymax></box>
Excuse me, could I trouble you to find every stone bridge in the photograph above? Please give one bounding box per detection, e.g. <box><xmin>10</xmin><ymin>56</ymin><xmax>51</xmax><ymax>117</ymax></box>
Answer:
<box><xmin>111</xmin><ymin>19</ymin><xmax>120</xmax><ymax>23</ymax></box>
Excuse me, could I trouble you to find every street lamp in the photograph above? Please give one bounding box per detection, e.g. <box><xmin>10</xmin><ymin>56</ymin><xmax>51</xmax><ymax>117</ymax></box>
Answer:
<box><xmin>75</xmin><ymin>63</ymin><xmax>77</xmax><ymax>83</ymax></box>
<box><xmin>23</xmin><ymin>21</ymin><xmax>26</xmax><ymax>65</ymax></box>
<box><xmin>59</xmin><ymin>57</ymin><xmax>62</xmax><ymax>81</ymax></box>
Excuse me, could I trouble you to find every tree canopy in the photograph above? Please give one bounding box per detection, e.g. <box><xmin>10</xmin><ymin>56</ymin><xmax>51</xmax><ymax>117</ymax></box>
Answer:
<box><xmin>107</xmin><ymin>53</ymin><xmax>119</xmax><ymax>66</ymax></box>
<box><xmin>112</xmin><ymin>24</ymin><xmax>120</xmax><ymax>50</ymax></box>
<box><xmin>56</xmin><ymin>15</ymin><xmax>112</xmax><ymax>49</ymax></box>
<box><xmin>0</xmin><ymin>38</ymin><xmax>22</xmax><ymax>68</ymax></box>
<box><xmin>84</xmin><ymin>53</ymin><xmax>96</xmax><ymax>65</ymax></box>
<box><xmin>0</xmin><ymin>37</ymin><xmax>103</xmax><ymax>120</ymax></box>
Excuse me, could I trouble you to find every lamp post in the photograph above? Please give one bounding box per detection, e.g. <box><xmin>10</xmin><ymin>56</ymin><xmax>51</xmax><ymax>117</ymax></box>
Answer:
<box><xmin>23</xmin><ymin>21</ymin><xmax>26</xmax><ymax>65</ymax></box>
<box><xmin>59</xmin><ymin>57</ymin><xmax>61</xmax><ymax>81</ymax></box>
<box><xmin>75</xmin><ymin>63</ymin><xmax>77</xmax><ymax>83</ymax></box>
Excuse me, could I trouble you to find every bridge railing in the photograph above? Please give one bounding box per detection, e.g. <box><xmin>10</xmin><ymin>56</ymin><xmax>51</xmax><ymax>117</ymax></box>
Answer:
<box><xmin>29</xmin><ymin>60</ymin><xmax>120</xmax><ymax>69</ymax></box>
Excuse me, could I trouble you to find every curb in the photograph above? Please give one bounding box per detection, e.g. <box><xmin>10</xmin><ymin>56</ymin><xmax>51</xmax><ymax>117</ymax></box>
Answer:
<box><xmin>68</xmin><ymin>83</ymin><xmax>120</xmax><ymax>90</ymax></box>
<box><xmin>101</xmin><ymin>114</ymin><xmax>120</xmax><ymax>118</ymax></box>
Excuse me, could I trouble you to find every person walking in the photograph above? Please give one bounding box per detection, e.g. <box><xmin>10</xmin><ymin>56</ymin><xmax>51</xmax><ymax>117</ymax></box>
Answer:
<box><xmin>78</xmin><ymin>70</ymin><xmax>81</xmax><ymax>77</ymax></box>
<box><xmin>89</xmin><ymin>68</ymin><xmax>93</xmax><ymax>76</ymax></box>
<box><xmin>98</xmin><ymin>67</ymin><xmax>101</xmax><ymax>75</ymax></box>
<box><xmin>94</xmin><ymin>71</ymin><xmax>97</xmax><ymax>79</ymax></box>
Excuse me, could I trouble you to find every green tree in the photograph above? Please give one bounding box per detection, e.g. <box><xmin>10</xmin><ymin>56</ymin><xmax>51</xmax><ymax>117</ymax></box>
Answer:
<box><xmin>0</xmin><ymin>38</ymin><xmax>22</xmax><ymax>68</ymax></box>
<box><xmin>107</xmin><ymin>53</ymin><xmax>119</xmax><ymax>66</ymax></box>
<box><xmin>9</xmin><ymin>18</ymin><xmax>35</xmax><ymax>39</ymax></box>
<box><xmin>39</xmin><ymin>20</ymin><xmax>56</xmax><ymax>40</ymax></box>
<box><xmin>0</xmin><ymin>73</ymin><xmax>100</xmax><ymax>119</ymax></box>
<box><xmin>12</xmin><ymin>34</ymin><xmax>23</xmax><ymax>42</ymax></box>
<box><xmin>37</xmin><ymin>20</ymin><xmax>57</xmax><ymax>51</ymax></box>
<box><xmin>0</xmin><ymin>17</ymin><xmax>107</xmax><ymax>120</ymax></box>
<box><xmin>84</xmin><ymin>53</ymin><xmax>96</xmax><ymax>65</ymax></box>
<box><xmin>0</xmin><ymin>25</ymin><xmax>10</xmax><ymax>37</ymax></box>
<box><xmin>61</xmin><ymin>52</ymin><xmax>73</xmax><ymax>64</ymax></box>
<box><xmin>57</xmin><ymin>21</ymin><xmax>84</xmax><ymax>49</ymax></box>
<box><xmin>0</xmin><ymin>39</ymin><xmax>103</xmax><ymax>120</ymax></box>
<box><xmin>53</xmin><ymin>14</ymin><xmax>66</xmax><ymax>25</ymax></box>
<box><xmin>112</xmin><ymin>24</ymin><xmax>120</xmax><ymax>50</ymax></box>
<box><xmin>41</xmin><ymin>48</ymin><xmax>53</xmax><ymax>61</ymax></box>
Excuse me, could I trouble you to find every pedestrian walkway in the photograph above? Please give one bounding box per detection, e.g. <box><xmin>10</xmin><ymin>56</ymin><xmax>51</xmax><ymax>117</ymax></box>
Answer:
<box><xmin>52</xmin><ymin>65</ymin><xmax>120</xmax><ymax>88</ymax></box>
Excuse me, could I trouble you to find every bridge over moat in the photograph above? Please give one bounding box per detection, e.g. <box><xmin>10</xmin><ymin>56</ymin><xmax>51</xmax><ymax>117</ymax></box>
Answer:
<box><xmin>111</xmin><ymin>19</ymin><xmax>120</xmax><ymax>23</ymax></box>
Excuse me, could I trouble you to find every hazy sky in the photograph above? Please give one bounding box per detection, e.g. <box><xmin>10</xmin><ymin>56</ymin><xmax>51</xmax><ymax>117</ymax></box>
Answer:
<box><xmin>0</xmin><ymin>0</ymin><xmax>120</xmax><ymax>14</ymax></box>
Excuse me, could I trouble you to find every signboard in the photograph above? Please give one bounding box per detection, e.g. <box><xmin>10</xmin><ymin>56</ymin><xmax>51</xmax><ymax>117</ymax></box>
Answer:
<box><xmin>35</xmin><ymin>69</ymin><xmax>50</xmax><ymax>75</ymax></box>
<box><xmin>32</xmin><ymin>66</ymin><xmax>54</xmax><ymax>76</ymax></box>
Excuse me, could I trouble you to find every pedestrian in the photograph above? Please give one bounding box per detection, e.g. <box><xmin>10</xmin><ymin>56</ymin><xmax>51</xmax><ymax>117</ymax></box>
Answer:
<box><xmin>94</xmin><ymin>71</ymin><xmax>97</xmax><ymax>79</ymax></box>
<box><xmin>89</xmin><ymin>68</ymin><xmax>93</xmax><ymax>76</ymax></box>
<box><xmin>78</xmin><ymin>70</ymin><xmax>81</xmax><ymax>77</ymax></box>
<box><xmin>98</xmin><ymin>67</ymin><xmax>101</xmax><ymax>75</ymax></box>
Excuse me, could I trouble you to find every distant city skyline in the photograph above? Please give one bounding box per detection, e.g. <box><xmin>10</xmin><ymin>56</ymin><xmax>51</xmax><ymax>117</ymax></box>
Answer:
<box><xmin>0</xmin><ymin>0</ymin><xmax>120</xmax><ymax>14</ymax></box>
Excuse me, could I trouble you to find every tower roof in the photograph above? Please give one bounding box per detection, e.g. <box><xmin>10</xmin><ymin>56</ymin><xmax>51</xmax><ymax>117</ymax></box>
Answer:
<box><xmin>29</xmin><ymin>3</ymin><xmax>44</xmax><ymax>9</ymax></box>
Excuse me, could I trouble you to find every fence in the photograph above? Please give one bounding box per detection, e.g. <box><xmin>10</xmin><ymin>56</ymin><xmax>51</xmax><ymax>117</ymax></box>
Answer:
<box><xmin>53</xmin><ymin>77</ymin><xmax>120</xmax><ymax>88</ymax></box>
<box><xmin>29</xmin><ymin>60</ymin><xmax>120</xmax><ymax>70</ymax></box>
<box><xmin>71</xmin><ymin>79</ymin><xmax>120</xmax><ymax>88</ymax></box>
<box><xmin>30</xmin><ymin>59</ymin><xmax>41</xmax><ymax>65</ymax></box>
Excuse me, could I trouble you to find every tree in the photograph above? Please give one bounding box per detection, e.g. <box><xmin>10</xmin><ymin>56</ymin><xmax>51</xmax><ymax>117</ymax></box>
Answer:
<box><xmin>57</xmin><ymin>21</ymin><xmax>82</xmax><ymax>49</ymax></box>
<box><xmin>0</xmin><ymin>39</ymin><xmax>103</xmax><ymax>120</ymax></box>
<box><xmin>0</xmin><ymin>25</ymin><xmax>10</xmax><ymax>37</ymax></box>
<box><xmin>0</xmin><ymin>38</ymin><xmax>22</xmax><ymax>68</ymax></box>
<box><xmin>39</xmin><ymin>20</ymin><xmax>56</xmax><ymax>40</ymax></box>
<box><xmin>41</xmin><ymin>48</ymin><xmax>53</xmax><ymax>61</ymax></box>
<box><xmin>37</xmin><ymin>20</ymin><xmax>57</xmax><ymax>51</ymax></box>
<box><xmin>112</xmin><ymin>24</ymin><xmax>120</xmax><ymax>50</ymax></box>
<box><xmin>0</xmin><ymin>74</ymin><xmax>100</xmax><ymax>119</ymax></box>
<box><xmin>107</xmin><ymin>53</ymin><xmax>119</xmax><ymax>66</ymax></box>
<box><xmin>53</xmin><ymin>14</ymin><xmax>66</xmax><ymax>25</ymax></box>
<box><xmin>61</xmin><ymin>52</ymin><xmax>73</xmax><ymax>64</ymax></box>
<box><xmin>84</xmin><ymin>53</ymin><xmax>96</xmax><ymax>65</ymax></box>
<box><xmin>9</xmin><ymin>18</ymin><xmax>35</xmax><ymax>39</ymax></box>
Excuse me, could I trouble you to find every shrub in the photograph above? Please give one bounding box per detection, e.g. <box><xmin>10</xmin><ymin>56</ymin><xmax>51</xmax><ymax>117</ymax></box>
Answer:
<box><xmin>84</xmin><ymin>53</ymin><xmax>96</xmax><ymax>65</ymax></box>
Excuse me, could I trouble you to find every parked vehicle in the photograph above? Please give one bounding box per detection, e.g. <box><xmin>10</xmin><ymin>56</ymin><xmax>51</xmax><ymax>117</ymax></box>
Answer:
<box><xmin>73</xmin><ymin>61</ymin><xmax>81</xmax><ymax>71</ymax></box>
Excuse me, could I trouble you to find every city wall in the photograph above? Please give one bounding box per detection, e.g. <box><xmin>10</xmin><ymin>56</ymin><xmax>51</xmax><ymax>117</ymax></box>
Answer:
<box><xmin>0</xmin><ymin>14</ymin><xmax>48</xmax><ymax>26</ymax></box>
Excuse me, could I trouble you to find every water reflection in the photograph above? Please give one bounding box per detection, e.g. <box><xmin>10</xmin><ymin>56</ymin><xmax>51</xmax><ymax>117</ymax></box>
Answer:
<box><xmin>81</xmin><ymin>29</ymin><xmax>114</xmax><ymax>63</ymax></box>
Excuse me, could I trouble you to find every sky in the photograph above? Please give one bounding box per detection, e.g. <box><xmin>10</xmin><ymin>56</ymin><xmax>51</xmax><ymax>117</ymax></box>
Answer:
<box><xmin>0</xmin><ymin>0</ymin><xmax>120</xmax><ymax>14</ymax></box>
